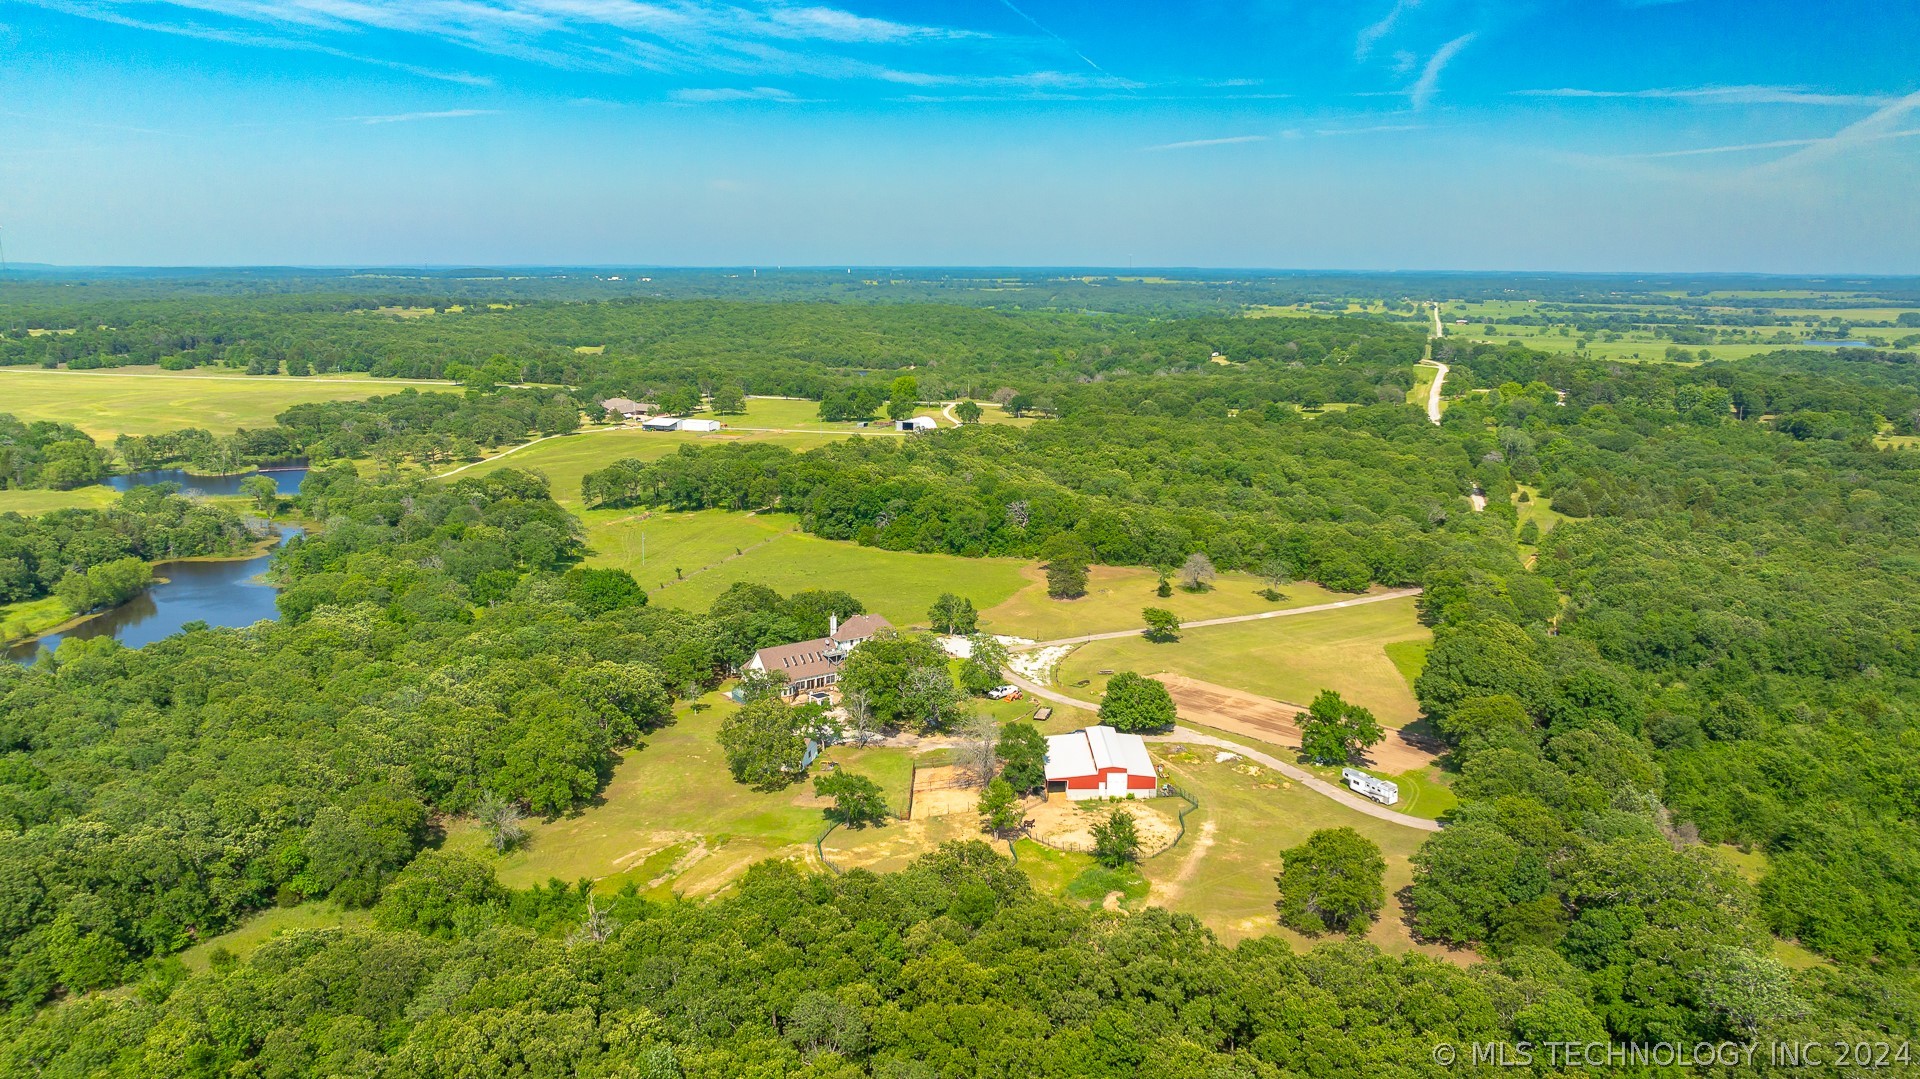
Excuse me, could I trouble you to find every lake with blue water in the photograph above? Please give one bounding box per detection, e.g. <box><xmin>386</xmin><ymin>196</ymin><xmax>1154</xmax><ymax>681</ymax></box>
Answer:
<box><xmin>104</xmin><ymin>465</ymin><xmax>308</xmax><ymax>496</ymax></box>
<box><xmin>7</xmin><ymin>467</ymin><xmax>308</xmax><ymax>662</ymax></box>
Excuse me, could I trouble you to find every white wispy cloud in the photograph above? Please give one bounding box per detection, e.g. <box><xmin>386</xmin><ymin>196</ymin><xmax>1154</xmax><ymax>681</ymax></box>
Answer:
<box><xmin>671</xmin><ymin>86</ymin><xmax>798</xmax><ymax>102</ymax></box>
<box><xmin>1619</xmin><ymin>92</ymin><xmax>1920</xmax><ymax>166</ymax></box>
<box><xmin>19</xmin><ymin>0</ymin><xmax>1033</xmax><ymax>90</ymax></box>
<box><xmin>1518</xmin><ymin>85</ymin><xmax>1898</xmax><ymax>107</ymax></box>
<box><xmin>1355</xmin><ymin>0</ymin><xmax>1418</xmax><ymax>61</ymax></box>
<box><xmin>1409</xmin><ymin>32</ymin><xmax>1474</xmax><ymax>110</ymax></box>
<box><xmin>1315</xmin><ymin>123</ymin><xmax>1427</xmax><ymax>137</ymax></box>
<box><xmin>1147</xmin><ymin>135</ymin><xmax>1270</xmax><ymax>151</ymax></box>
<box><xmin>350</xmin><ymin>108</ymin><xmax>500</xmax><ymax>124</ymax></box>
<box><xmin>1765</xmin><ymin>90</ymin><xmax>1920</xmax><ymax>167</ymax></box>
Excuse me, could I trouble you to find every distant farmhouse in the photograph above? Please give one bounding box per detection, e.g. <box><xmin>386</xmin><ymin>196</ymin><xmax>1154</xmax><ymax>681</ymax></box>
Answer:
<box><xmin>639</xmin><ymin>415</ymin><xmax>724</xmax><ymax>433</ymax></box>
<box><xmin>1044</xmin><ymin>725</ymin><xmax>1158</xmax><ymax>800</ymax></box>
<box><xmin>895</xmin><ymin>416</ymin><xmax>938</xmax><ymax>432</ymax></box>
<box><xmin>745</xmin><ymin>614</ymin><xmax>892</xmax><ymax>698</ymax></box>
<box><xmin>599</xmin><ymin>397</ymin><xmax>656</xmax><ymax>420</ymax></box>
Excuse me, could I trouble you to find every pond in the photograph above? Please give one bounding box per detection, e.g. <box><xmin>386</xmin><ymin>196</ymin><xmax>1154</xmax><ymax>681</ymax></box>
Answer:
<box><xmin>104</xmin><ymin>465</ymin><xmax>308</xmax><ymax>497</ymax></box>
<box><xmin>8</xmin><ymin>526</ymin><xmax>304</xmax><ymax>663</ymax></box>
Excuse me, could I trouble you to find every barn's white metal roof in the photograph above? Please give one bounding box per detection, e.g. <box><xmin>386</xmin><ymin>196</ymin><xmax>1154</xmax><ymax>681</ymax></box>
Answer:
<box><xmin>1044</xmin><ymin>725</ymin><xmax>1155</xmax><ymax>782</ymax></box>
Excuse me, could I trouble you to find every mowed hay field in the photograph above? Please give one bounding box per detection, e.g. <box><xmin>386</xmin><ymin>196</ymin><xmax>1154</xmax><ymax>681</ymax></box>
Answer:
<box><xmin>981</xmin><ymin>564</ymin><xmax>1374</xmax><ymax>641</ymax></box>
<box><xmin>651</xmin><ymin>528</ymin><xmax>1029</xmax><ymax>628</ymax></box>
<box><xmin>442</xmin><ymin>690</ymin><xmax>922</xmax><ymax>897</ymax></box>
<box><xmin>0</xmin><ymin>484</ymin><xmax>120</xmax><ymax>516</ymax></box>
<box><xmin>443</xmin><ymin>425</ymin><xmax>854</xmax><ymax>511</ymax></box>
<box><xmin>1053</xmin><ymin>594</ymin><xmax>1429</xmax><ymax>725</ymax></box>
<box><xmin>0</xmin><ymin>366</ymin><xmax>443</xmax><ymax>437</ymax></box>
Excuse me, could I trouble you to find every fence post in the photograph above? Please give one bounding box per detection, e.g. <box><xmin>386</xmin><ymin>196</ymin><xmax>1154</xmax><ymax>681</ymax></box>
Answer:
<box><xmin>815</xmin><ymin>821</ymin><xmax>843</xmax><ymax>874</ymax></box>
<box><xmin>1145</xmin><ymin>783</ymin><xmax>1200</xmax><ymax>860</ymax></box>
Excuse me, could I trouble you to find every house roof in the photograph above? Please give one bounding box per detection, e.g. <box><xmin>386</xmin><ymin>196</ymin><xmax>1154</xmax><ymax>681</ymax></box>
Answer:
<box><xmin>749</xmin><ymin>615</ymin><xmax>891</xmax><ymax>686</ymax></box>
<box><xmin>830</xmin><ymin>613</ymin><xmax>890</xmax><ymax>643</ymax></box>
<box><xmin>600</xmin><ymin>397</ymin><xmax>653</xmax><ymax>413</ymax></box>
<box><xmin>1044</xmin><ymin>725</ymin><xmax>1156</xmax><ymax>782</ymax></box>
<box><xmin>752</xmin><ymin>640</ymin><xmax>840</xmax><ymax>684</ymax></box>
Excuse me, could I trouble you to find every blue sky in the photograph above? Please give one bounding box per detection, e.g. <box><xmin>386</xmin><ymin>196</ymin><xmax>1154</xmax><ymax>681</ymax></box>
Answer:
<box><xmin>2</xmin><ymin>0</ymin><xmax>1916</xmax><ymax>271</ymax></box>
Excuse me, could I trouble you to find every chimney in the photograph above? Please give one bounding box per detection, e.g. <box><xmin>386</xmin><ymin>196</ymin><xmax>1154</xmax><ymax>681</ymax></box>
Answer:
<box><xmin>829</xmin><ymin>613</ymin><xmax>839</xmax><ymax>638</ymax></box>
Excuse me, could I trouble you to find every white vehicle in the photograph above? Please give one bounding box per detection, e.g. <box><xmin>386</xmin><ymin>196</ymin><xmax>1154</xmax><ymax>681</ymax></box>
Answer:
<box><xmin>986</xmin><ymin>684</ymin><xmax>1023</xmax><ymax>700</ymax></box>
<box><xmin>1341</xmin><ymin>767</ymin><xmax>1400</xmax><ymax>806</ymax></box>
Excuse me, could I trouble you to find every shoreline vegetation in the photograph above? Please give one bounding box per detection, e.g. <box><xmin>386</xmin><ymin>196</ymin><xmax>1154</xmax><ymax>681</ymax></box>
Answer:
<box><xmin>1</xmin><ymin>523</ymin><xmax>294</xmax><ymax>649</ymax></box>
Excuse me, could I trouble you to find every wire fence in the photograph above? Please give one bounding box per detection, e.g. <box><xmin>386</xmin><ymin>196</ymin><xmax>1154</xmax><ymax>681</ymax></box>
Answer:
<box><xmin>815</xmin><ymin>822</ymin><xmax>843</xmax><ymax>875</ymax></box>
<box><xmin>1023</xmin><ymin>786</ymin><xmax>1201</xmax><ymax>860</ymax></box>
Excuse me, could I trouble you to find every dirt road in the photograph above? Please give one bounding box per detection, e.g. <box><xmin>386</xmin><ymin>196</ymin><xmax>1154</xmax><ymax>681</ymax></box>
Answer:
<box><xmin>1151</xmin><ymin>729</ymin><xmax>1442</xmax><ymax>832</ymax></box>
<box><xmin>1011</xmin><ymin>588</ymin><xmax>1423</xmax><ymax>651</ymax></box>
<box><xmin>994</xmin><ymin>672</ymin><xmax>1442</xmax><ymax>831</ymax></box>
<box><xmin>1153</xmin><ymin>674</ymin><xmax>1439</xmax><ymax>773</ymax></box>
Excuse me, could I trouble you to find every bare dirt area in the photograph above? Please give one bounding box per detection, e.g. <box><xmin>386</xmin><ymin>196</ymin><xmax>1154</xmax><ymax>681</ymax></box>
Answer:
<box><xmin>1029</xmin><ymin>794</ymin><xmax>1183</xmax><ymax>853</ymax></box>
<box><xmin>1150</xmin><ymin>818</ymin><xmax>1219</xmax><ymax>907</ymax></box>
<box><xmin>1153</xmin><ymin>674</ymin><xmax>1439</xmax><ymax>773</ymax></box>
<box><xmin>909</xmin><ymin>765</ymin><xmax>980</xmax><ymax>820</ymax></box>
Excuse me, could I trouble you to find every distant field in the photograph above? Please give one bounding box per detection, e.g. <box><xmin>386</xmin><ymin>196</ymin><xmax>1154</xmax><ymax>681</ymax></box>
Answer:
<box><xmin>0</xmin><ymin>366</ymin><xmax>441</xmax><ymax>437</ymax></box>
<box><xmin>650</xmin><ymin>525</ymin><xmax>1029</xmax><ymax>627</ymax></box>
<box><xmin>1053</xmin><ymin>594</ymin><xmax>1430</xmax><ymax>725</ymax></box>
<box><xmin>982</xmin><ymin>564</ymin><xmax>1370</xmax><ymax>641</ymax></box>
<box><xmin>0</xmin><ymin>484</ymin><xmax>118</xmax><ymax>516</ymax></box>
<box><xmin>451</xmin><ymin>426</ymin><xmax>845</xmax><ymax>511</ymax></box>
<box><xmin>446</xmin><ymin>397</ymin><xmax>911</xmax><ymax>509</ymax></box>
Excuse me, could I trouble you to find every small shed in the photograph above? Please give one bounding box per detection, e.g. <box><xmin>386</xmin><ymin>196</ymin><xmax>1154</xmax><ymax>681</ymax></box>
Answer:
<box><xmin>895</xmin><ymin>416</ymin><xmax>938</xmax><ymax>432</ymax></box>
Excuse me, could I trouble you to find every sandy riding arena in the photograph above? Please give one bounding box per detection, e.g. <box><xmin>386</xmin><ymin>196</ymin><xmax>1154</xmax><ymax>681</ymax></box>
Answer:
<box><xmin>909</xmin><ymin>765</ymin><xmax>979</xmax><ymax>820</ymax></box>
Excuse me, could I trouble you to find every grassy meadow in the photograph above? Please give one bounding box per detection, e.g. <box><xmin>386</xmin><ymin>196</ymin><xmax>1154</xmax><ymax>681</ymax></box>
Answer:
<box><xmin>649</xmin><ymin>526</ymin><xmax>1030</xmax><ymax>627</ymax></box>
<box><xmin>1053</xmin><ymin>593</ymin><xmax>1430</xmax><ymax>725</ymax></box>
<box><xmin>980</xmin><ymin>565</ymin><xmax>1368</xmax><ymax>641</ymax></box>
<box><xmin>442</xmin><ymin>690</ymin><xmax>926</xmax><ymax>897</ymax></box>
<box><xmin>0</xmin><ymin>366</ymin><xmax>442</xmax><ymax>437</ymax></box>
<box><xmin>0</xmin><ymin>484</ymin><xmax>119</xmax><ymax>516</ymax></box>
<box><xmin>1141</xmin><ymin>742</ymin><xmax>1461</xmax><ymax>956</ymax></box>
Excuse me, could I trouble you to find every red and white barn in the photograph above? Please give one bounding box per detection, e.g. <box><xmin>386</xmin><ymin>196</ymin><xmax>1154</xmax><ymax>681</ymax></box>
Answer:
<box><xmin>1044</xmin><ymin>725</ymin><xmax>1158</xmax><ymax>800</ymax></box>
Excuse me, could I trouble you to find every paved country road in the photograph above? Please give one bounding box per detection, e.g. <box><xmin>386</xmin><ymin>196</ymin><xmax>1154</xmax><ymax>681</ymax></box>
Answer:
<box><xmin>1009</xmin><ymin>587</ymin><xmax>1424</xmax><ymax>651</ymax></box>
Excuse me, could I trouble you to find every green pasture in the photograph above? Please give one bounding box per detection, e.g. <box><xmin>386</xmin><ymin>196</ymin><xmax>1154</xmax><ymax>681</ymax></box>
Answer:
<box><xmin>0</xmin><ymin>594</ymin><xmax>76</xmax><ymax>646</ymax></box>
<box><xmin>176</xmin><ymin>906</ymin><xmax>370</xmax><ymax>973</ymax></box>
<box><xmin>447</xmin><ymin>426</ymin><xmax>849</xmax><ymax>511</ymax></box>
<box><xmin>981</xmin><ymin>564</ymin><xmax>1365</xmax><ymax>642</ymax></box>
<box><xmin>1054</xmin><ymin>594</ymin><xmax>1430</xmax><ymax>725</ymax></box>
<box><xmin>1142</xmin><ymin>743</ymin><xmax>1459</xmax><ymax>956</ymax></box>
<box><xmin>1384</xmin><ymin>639</ymin><xmax>1429</xmax><ymax>690</ymax></box>
<box><xmin>0</xmin><ymin>366</ymin><xmax>437</xmax><ymax>438</ymax></box>
<box><xmin>0</xmin><ymin>484</ymin><xmax>119</xmax><ymax>516</ymax></box>
<box><xmin>650</xmin><ymin>527</ymin><xmax>1029</xmax><ymax>627</ymax></box>
<box><xmin>443</xmin><ymin>690</ymin><xmax>921</xmax><ymax>897</ymax></box>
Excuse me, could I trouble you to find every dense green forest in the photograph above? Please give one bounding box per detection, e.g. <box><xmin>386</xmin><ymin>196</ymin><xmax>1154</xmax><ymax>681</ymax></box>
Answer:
<box><xmin>0</xmin><ymin>485</ymin><xmax>254</xmax><ymax>606</ymax></box>
<box><xmin>2</xmin><ymin>276</ymin><xmax>1919</xmax><ymax>1072</ymax></box>
<box><xmin>1</xmin><ymin>295</ymin><xmax>1424</xmax><ymax>412</ymax></box>
<box><xmin>0</xmin><ymin>415</ymin><xmax>108</xmax><ymax>490</ymax></box>
<box><xmin>582</xmin><ymin>406</ymin><xmax>1486</xmax><ymax>590</ymax></box>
